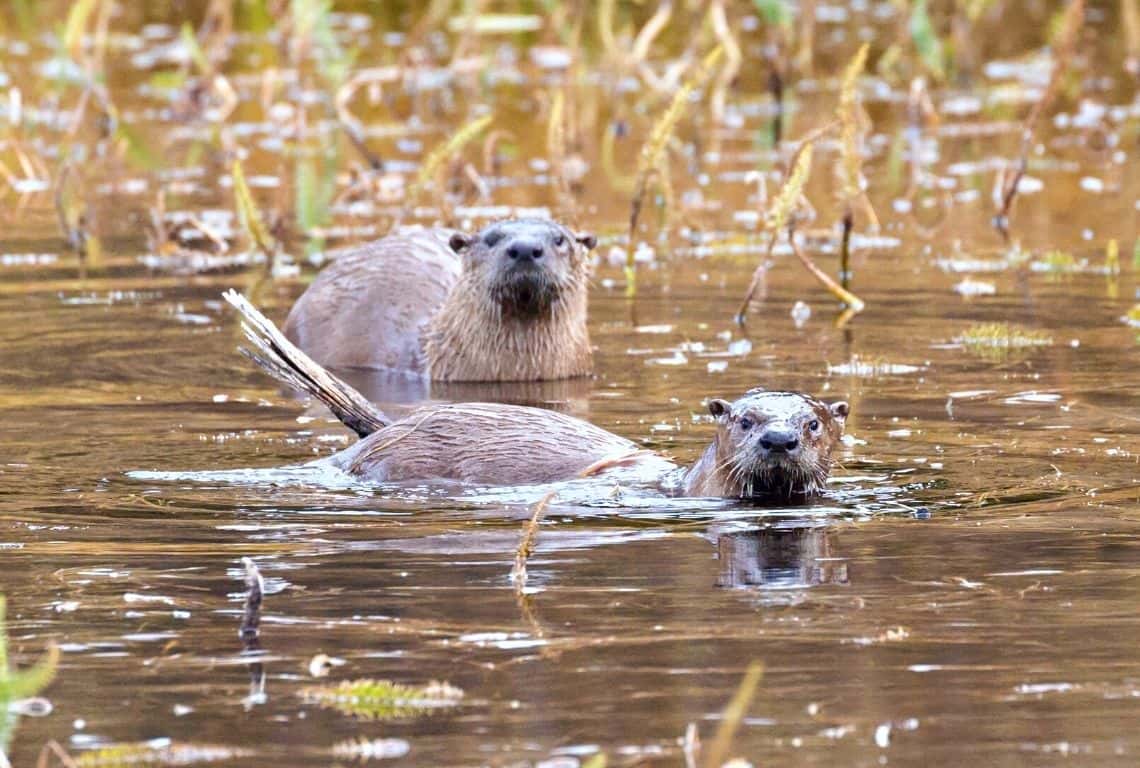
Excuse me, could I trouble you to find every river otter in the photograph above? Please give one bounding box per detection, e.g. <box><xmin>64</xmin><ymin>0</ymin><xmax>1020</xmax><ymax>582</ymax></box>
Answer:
<box><xmin>224</xmin><ymin>291</ymin><xmax>848</xmax><ymax>502</ymax></box>
<box><xmin>283</xmin><ymin>219</ymin><xmax>596</xmax><ymax>381</ymax></box>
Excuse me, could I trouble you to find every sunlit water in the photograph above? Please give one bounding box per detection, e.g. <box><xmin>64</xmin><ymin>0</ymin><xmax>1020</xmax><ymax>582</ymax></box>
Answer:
<box><xmin>2</xmin><ymin>1</ymin><xmax>1140</xmax><ymax>766</ymax></box>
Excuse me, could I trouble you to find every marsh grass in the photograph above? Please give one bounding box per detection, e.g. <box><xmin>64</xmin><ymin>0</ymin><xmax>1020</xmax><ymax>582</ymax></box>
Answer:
<box><xmin>231</xmin><ymin>159</ymin><xmax>279</xmax><ymax>268</ymax></box>
<box><xmin>627</xmin><ymin>45</ymin><xmax>725</xmax><ymax>293</ymax></box>
<box><xmin>837</xmin><ymin>43</ymin><xmax>876</xmax><ymax>284</ymax></box>
<box><xmin>994</xmin><ymin>0</ymin><xmax>1084</xmax><ymax>242</ymax></box>
<box><xmin>405</xmin><ymin>113</ymin><xmax>494</xmax><ymax>212</ymax></box>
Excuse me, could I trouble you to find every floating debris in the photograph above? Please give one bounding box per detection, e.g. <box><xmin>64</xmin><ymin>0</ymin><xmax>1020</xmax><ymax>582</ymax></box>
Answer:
<box><xmin>791</xmin><ymin>300</ymin><xmax>812</xmax><ymax>327</ymax></box>
<box><xmin>953</xmin><ymin>278</ymin><xmax>996</xmax><ymax>297</ymax></box>
<box><xmin>828</xmin><ymin>357</ymin><xmax>925</xmax><ymax>377</ymax></box>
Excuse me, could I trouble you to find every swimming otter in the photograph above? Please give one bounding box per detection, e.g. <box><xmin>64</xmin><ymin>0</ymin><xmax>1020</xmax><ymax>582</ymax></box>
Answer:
<box><xmin>225</xmin><ymin>291</ymin><xmax>848</xmax><ymax>502</ymax></box>
<box><xmin>283</xmin><ymin>219</ymin><xmax>596</xmax><ymax>381</ymax></box>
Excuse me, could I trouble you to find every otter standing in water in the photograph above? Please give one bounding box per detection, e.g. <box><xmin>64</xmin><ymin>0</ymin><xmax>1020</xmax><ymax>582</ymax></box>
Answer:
<box><xmin>226</xmin><ymin>292</ymin><xmax>849</xmax><ymax>502</ymax></box>
<box><xmin>283</xmin><ymin>219</ymin><xmax>596</xmax><ymax>381</ymax></box>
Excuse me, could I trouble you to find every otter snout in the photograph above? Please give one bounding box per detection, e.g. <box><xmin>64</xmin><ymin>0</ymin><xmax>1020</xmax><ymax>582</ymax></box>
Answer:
<box><xmin>758</xmin><ymin>424</ymin><xmax>799</xmax><ymax>453</ymax></box>
<box><xmin>505</xmin><ymin>238</ymin><xmax>545</xmax><ymax>263</ymax></box>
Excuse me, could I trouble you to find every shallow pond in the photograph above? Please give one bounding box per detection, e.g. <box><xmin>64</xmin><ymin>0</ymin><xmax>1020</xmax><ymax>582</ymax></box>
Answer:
<box><xmin>2</xmin><ymin>1</ymin><xmax>1140</xmax><ymax>766</ymax></box>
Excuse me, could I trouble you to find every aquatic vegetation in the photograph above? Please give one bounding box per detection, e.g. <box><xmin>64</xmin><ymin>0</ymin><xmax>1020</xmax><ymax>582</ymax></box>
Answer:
<box><xmin>5</xmin><ymin>2</ymin><xmax>1140</xmax><ymax>765</ymax></box>
<box><xmin>955</xmin><ymin>322</ymin><xmax>1054</xmax><ymax>360</ymax></box>
<box><xmin>299</xmin><ymin>679</ymin><xmax>464</xmax><ymax>720</ymax></box>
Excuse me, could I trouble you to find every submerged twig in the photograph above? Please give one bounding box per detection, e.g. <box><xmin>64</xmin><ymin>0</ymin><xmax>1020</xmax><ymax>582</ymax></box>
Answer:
<box><xmin>239</xmin><ymin>557</ymin><xmax>263</xmax><ymax>646</ymax></box>
<box><xmin>238</xmin><ymin>557</ymin><xmax>266</xmax><ymax>709</ymax></box>
<box><xmin>35</xmin><ymin>740</ymin><xmax>79</xmax><ymax>768</ymax></box>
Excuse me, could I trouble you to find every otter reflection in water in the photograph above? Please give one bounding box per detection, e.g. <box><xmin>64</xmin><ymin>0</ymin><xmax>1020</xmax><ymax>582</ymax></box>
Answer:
<box><xmin>710</xmin><ymin>524</ymin><xmax>849</xmax><ymax>589</ymax></box>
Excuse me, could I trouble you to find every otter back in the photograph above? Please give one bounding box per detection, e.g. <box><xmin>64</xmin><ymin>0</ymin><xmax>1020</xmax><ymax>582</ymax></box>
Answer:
<box><xmin>330</xmin><ymin>403</ymin><xmax>646</xmax><ymax>485</ymax></box>
<box><xmin>284</xmin><ymin>228</ymin><xmax>459</xmax><ymax>371</ymax></box>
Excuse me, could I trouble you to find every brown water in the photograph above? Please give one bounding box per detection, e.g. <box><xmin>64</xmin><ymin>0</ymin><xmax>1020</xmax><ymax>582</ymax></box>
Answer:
<box><xmin>3</xmin><ymin>1</ymin><xmax>1140</xmax><ymax>766</ymax></box>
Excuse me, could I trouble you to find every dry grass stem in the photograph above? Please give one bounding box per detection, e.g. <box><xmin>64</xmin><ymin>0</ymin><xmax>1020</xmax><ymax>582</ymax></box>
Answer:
<box><xmin>627</xmin><ymin>45</ymin><xmax>725</xmax><ymax>290</ymax></box>
<box><xmin>995</xmin><ymin>0</ymin><xmax>1084</xmax><ymax>241</ymax></box>
<box><xmin>792</xmin><ymin>229</ymin><xmax>866</xmax><ymax>314</ymax></box>
<box><xmin>511</xmin><ymin>490</ymin><xmax>557</xmax><ymax>595</ymax></box>
<box><xmin>406</xmin><ymin>113</ymin><xmax>494</xmax><ymax>206</ymax></box>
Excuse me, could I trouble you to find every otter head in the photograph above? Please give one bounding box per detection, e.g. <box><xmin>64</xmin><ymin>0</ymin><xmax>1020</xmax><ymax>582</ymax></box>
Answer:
<box><xmin>448</xmin><ymin>219</ymin><xmax>596</xmax><ymax>321</ymax></box>
<box><xmin>707</xmin><ymin>389</ymin><xmax>848</xmax><ymax>501</ymax></box>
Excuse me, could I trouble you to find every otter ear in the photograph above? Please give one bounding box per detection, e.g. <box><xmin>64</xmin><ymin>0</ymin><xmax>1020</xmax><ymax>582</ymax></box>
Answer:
<box><xmin>829</xmin><ymin>401</ymin><xmax>850</xmax><ymax>421</ymax></box>
<box><xmin>449</xmin><ymin>233</ymin><xmax>473</xmax><ymax>253</ymax></box>
<box><xmin>708</xmin><ymin>398</ymin><xmax>732</xmax><ymax>419</ymax></box>
<box><xmin>574</xmin><ymin>232</ymin><xmax>598</xmax><ymax>251</ymax></box>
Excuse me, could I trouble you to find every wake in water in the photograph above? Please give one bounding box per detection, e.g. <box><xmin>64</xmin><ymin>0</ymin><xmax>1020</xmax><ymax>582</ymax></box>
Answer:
<box><xmin>126</xmin><ymin>458</ymin><xmax>923</xmax><ymax>519</ymax></box>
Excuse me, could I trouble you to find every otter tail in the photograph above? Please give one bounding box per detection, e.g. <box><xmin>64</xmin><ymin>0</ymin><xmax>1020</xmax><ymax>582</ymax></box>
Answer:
<box><xmin>223</xmin><ymin>289</ymin><xmax>389</xmax><ymax>438</ymax></box>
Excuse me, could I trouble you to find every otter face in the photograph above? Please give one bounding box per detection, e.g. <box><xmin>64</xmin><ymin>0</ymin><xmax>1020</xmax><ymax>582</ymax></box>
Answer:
<box><xmin>708</xmin><ymin>390</ymin><xmax>848</xmax><ymax>500</ymax></box>
<box><xmin>449</xmin><ymin>219</ymin><xmax>596</xmax><ymax>320</ymax></box>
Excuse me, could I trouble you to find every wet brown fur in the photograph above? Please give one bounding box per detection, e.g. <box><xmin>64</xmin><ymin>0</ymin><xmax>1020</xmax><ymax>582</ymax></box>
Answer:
<box><xmin>231</xmin><ymin>296</ymin><xmax>847</xmax><ymax>501</ymax></box>
<box><xmin>328</xmin><ymin>391</ymin><xmax>846</xmax><ymax>500</ymax></box>
<box><xmin>283</xmin><ymin>220</ymin><xmax>595</xmax><ymax>381</ymax></box>
<box><xmin>423</xmin><ymin>221</ymin><xmax>594</xmax><ymax>382</ymax></box>
<box><xmin>683</xmin><ymin>390</ymin><xmax>848</xmax><ymax>500</ymax></box>
<box><xmin>330</xmin><ymin>403</ymin><xmax>641</xmax><ymax>485</ymax></box>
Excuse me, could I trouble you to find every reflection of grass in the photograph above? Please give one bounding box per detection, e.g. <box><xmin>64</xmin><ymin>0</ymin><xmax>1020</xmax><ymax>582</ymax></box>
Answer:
<box><xmin>72</xmin><ymin>742</ymin><xmax>243</xmax><ymax>767</ymax></box>
<box><xmin>703</xmin><ymin>661</ymin><xmax>765</xmax><ymax>768</ymax></box>
<box><xmin>955</xmin><ymin>322</ymin><xmax>1053</xmax><ymax>361</ymax></box>
<box><xmin>0</xmin><ymin>596</ymin><xmax>59</xmax><ymax>756</ymax></box>
<box><xmin>299</xmin><ymin>678</ymin><xmax>463</xmax><ymax>720</ymax></box>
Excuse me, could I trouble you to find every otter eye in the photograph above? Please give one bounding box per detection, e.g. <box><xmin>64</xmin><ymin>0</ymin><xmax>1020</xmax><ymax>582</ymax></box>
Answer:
<box><xmin>484</xmin><ymin>231</ymin><xmax>503</xmax><ymax>247</ymax></box>
<box><xmin>738</xmin><ymin>417</ymin><xmax>753</xmax><ymax>431</ymax></box>
<box><xmin>809</xmin><ymin>419</ymin><xmax>820</xmax><ymax>431</ymax></box>
<box><xmin>554</xmin><ymin>234</ymin><xmax>565</xmax><ymax>247</ymax></box>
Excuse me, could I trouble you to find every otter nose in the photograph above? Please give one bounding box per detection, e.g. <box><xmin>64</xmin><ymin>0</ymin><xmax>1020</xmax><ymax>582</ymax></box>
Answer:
<box><xmin>506</xmin><ymin>239</ymin><xmax>544</xmax><ymax>262</ymax></box>
<box><xmin>758</xmin><ymin>425</ymin><xmax>799</xmax><ymax>453</ymax></box>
